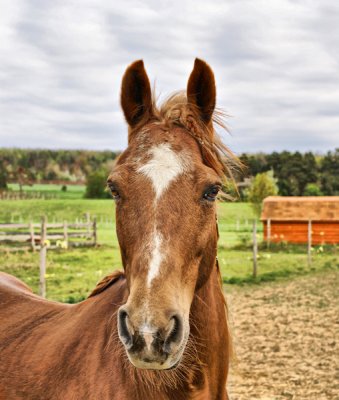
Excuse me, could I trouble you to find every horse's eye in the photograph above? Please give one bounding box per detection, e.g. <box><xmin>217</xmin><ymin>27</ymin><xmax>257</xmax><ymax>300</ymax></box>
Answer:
<box><xmin>107</xmin><ymin>183</ymin><xmax>120</xmax><ymax>200</ymax></box>
<box><xmin>203</xmin><ymin>185</ymin><xmax>221</xmax><ymax>202</ymax></box>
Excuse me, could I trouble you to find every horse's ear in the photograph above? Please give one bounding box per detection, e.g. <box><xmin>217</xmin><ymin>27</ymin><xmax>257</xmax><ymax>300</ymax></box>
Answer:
<box><xmin>187</xmin><ymin>58</ymin><xmax>216</xmax><ymax>124</ymax></box>
<box><xmin>121</xmin><ymin>60</ymin><xmax>153</xmax><ymax>128</ymax></box>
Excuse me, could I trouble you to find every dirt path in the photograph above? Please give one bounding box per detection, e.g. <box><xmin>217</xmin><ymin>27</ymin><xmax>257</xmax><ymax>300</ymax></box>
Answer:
<box><xmin>226</xmin><ymin>271</ymin><xmax>339</xmax><ymax>400</ymax></box>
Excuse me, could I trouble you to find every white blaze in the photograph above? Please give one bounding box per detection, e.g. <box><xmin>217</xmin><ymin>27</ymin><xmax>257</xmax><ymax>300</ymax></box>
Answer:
<box><xmin>138</xmin><ymin>143</ymin><xmax>189</xmax><ymax>286</ymax></box>
<box><xmin>137</xmin><ymin>143</ymin><xmax>187</xmax><ymax>199</ymax></box>
<box><xmin>147</xmin><ymin>232</ymin><xmax>163</xmax><ymax>286</ymax></box>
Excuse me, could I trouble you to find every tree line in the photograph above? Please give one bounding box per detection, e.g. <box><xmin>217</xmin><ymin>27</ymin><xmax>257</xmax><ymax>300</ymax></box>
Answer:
<box><xmin>0</xmin><ymin>148</ymin><xmax>119</xmax><ymax>190</ymax></box>
<box><xmin>0</xmin><ymin>148</ymin><xmax>338</xmax><ymax>197</ymax></box>
<box><xmin>239</xmin><ymin>149</ymin><xmax>338</xmax><ymax>196</ymax></box>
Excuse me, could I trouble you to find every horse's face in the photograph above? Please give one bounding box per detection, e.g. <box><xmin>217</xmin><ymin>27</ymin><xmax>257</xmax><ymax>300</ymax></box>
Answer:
<box><xmin>111</xmin><ymin>59</ymin><xmax>220</xmax><ymax>370</ymax></box>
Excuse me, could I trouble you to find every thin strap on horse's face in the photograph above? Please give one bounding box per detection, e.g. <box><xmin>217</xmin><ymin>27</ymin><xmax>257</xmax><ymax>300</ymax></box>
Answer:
<box><xmin>215</xmin><ymin>213</ymin><xmax>219</xmax><ymax>268</ymax></box>
<box><xmin>215</xmin><ymin>214</ymin><xmax>219</xmax><ymax>240</ymax></box>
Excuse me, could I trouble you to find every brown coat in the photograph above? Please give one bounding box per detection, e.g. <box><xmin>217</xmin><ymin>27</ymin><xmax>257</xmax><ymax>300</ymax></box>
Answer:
<box><xmin>0</xmin><ymin>268</ymin><xmax>229</xmax><ymax>399</ymax></box>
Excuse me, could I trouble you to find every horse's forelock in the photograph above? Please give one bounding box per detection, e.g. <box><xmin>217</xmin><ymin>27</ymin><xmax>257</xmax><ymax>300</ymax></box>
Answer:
<box><xmin>130</xmin><ymin>91</ymin><xmax>241</xmax><ymax>189</ymax></box>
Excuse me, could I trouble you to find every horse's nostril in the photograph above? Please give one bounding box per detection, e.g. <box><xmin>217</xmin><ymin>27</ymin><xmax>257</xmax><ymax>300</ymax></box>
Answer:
<box><xmin>163</xmin><ymin>315</ymin><xmax>183</xmax><ymax>353</ymax></box>
<box><xmin>118</xmin><ymin>308</ymin><xmax>133</xmax><ymax>349</ymax></box>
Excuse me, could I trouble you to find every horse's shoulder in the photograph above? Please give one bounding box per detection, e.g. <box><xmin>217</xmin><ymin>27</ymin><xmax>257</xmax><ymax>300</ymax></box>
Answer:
<box><xmin>88</xmin><ymin>270</ymin><xmax>126</xmax><ymax>298</ymax></box>
<box><xmin>0</xmin><ymin>272</ymin><xmax>33</xmax><ymax>294</ymax></box>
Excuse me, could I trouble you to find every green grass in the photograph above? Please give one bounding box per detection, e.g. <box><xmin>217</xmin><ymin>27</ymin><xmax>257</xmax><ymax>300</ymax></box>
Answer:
<box><xmin>218</xmin><ymin>248</ymin><xmax>338</xmax><ymax>284</ymax></box>
<box><xmin>0</xmin><ymin>199</ymin><xmax>115</xmax><ymax>223</ymax></box>
<box><xmin>0</xmin><ymin>200</ymin><xmax>337</xmax><ymax>302</ymax></box>
<box><xmin>7</xmin><ymin>183</ymin><xmax>86</xmax><ymax>200</ymax></box>
<box><xmin>0</xmin><ymin>245</ymin><xmax>121</xmax><ymax>303</ymax></box>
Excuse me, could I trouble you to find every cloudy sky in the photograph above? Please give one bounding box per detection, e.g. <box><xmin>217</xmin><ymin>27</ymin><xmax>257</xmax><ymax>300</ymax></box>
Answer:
<box><xmin>0</xmin><ymin>0</ymin><xmax>338</xmax><ymax>154</ymax></box>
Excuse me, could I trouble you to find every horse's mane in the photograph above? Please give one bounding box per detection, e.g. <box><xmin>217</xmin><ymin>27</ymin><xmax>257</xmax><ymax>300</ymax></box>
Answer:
<box><xmin>88</xmin><ymin>270</ymin><xmax>125</xmax><ymax>298</ymax></box>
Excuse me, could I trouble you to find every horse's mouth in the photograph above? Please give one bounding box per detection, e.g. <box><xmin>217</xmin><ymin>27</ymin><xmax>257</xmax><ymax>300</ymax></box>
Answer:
<box><xmin>127</xmin><ymin>352</ymin><xmax>182</xmax><ymax>371</ymax></box>
<box><xmin>164</xmin><ymin>360</ymin><xmax>180</xmax><ymax>370</ymax></box>
<box><xmin>129</xmin><ymin>358</ymin><xmax>179</xmax><ymax>371</ymax></box>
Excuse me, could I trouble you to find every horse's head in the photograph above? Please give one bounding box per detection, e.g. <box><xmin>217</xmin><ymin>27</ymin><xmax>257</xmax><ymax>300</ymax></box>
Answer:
<box><xmin>110</xmin><ymin>59</ymin><xmax>234</xmax><ymax>370</ymax></box>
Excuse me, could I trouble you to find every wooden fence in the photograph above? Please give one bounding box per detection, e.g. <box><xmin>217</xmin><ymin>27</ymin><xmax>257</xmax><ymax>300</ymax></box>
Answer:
<box><xmin>252</xmin><ymin>218</ymin><xmax>313</xmax><ymax>277</ymax></box>
<box><xmin>0</xmin><ymin>214</ymin><xmax>97</xmax><ymax>252</ymax></box>
<box><xmin>0</xmin><ymin>214</ymin><xmax>97</xmax><ymax>297</ymax></box>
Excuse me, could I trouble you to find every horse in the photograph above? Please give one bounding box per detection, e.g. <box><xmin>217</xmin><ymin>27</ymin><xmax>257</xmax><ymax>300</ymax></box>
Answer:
<box><xmin>0</xmin><ymin>58</ymin><xmax>238</xmax><ymax>399</ymax></box>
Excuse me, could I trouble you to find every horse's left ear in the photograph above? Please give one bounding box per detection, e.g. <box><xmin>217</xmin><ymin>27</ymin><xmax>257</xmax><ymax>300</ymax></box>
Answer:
<box><xmin>187</xmin><ymin>58</ymin><xmax>216</xmax><ymax>124</ymax></box>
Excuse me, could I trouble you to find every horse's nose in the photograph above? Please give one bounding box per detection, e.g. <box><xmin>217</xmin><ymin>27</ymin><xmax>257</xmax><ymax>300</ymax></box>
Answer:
<box><xmin>162</xmin><ymin>314</ymin><xmax>184</xmax><ymax>353</ymax></box>
<box><xmin>117</xmin><ymin>308</ymin><xmax>133</xmax><ymax>349</ymax></box>
<box><xmin>117</xmin><ymin>307</ymin><xmax>184</xmax><ymax>355</ymax></box>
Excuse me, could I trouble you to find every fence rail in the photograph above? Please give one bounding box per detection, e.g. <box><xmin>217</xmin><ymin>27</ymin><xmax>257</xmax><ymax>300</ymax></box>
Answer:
<box><xmin>0</xmin><ymin>214</ymin><xmax>97</xmax><ymax>252</ymax></box>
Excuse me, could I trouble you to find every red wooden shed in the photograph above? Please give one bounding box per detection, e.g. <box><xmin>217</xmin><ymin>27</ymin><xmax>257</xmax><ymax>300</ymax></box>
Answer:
<box><xmin>261</xmin><ymin>196</ymin><xmax>339</xmax><ymax>244</ymax></box>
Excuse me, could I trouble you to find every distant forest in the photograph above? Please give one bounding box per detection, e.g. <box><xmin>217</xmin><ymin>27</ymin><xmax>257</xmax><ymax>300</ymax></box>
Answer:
<box><xmin>0</xmin><ymin>149</ymin><xmax>118</xmax><ymax>185</ymax></box>
<box><xmin>0</xmin><ymin>148</ymin><xmax>338</xmax><ymax>196</ymax></box>
<box><xmin>239</xmin><ymin>149</ymin><xmax>338</xmax><ymax>196</ymax></box>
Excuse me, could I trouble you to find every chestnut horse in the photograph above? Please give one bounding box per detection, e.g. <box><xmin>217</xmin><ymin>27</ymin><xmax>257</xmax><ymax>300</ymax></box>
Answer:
<box><xmin>0</xmin><ymin>59</ymin><xmax>237</xmax><ymax>399</ymax></box>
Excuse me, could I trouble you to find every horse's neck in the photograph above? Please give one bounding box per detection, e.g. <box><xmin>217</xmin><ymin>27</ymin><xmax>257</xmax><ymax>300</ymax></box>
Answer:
<box><xmin>185</xmin><ymin>262</ymin><xmax>229</xmax><ymax>398</ymax></box>
<box><xmin>190</xmin><ymin>262</ymin><xmax>226</xmax><ymax>345</ymax></box>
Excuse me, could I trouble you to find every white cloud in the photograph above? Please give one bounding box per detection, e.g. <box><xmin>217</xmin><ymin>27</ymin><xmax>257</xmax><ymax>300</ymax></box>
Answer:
<box><xmin>0</xmin><ymin>0</ymin><xmax>338</xmax><ymax>153</ymax></box>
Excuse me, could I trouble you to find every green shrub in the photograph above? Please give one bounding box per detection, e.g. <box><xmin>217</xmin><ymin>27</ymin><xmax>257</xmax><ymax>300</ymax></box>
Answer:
<box><xmin>303</xmin><ymin>183</ymin><xmax>323</xmax><ymax>196</ymax></box>
<box><xmin>85</xmin><ymin>171</ymin><xmax>110</xmax><ymax>199</ymax></box>
<box><xmin>247</xmin><ymin>171</ymin><xmax>278</xmax><ymax>217</ymax></box>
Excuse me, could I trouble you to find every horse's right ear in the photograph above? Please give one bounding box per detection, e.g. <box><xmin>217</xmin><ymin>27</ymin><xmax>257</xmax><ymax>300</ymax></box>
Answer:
<box><xmin>121</xmin><ymin>60</ymin><xmax>153</xmax><ymax>128</ymax></box>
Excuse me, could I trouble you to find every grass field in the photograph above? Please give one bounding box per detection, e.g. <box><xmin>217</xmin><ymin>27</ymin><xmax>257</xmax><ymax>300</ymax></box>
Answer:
<box><xmin>0</xmin><ymin>199</ymin><xmax>337</xmax><ymax>302</ymax></box>
<box><xmin>7</xmin><ymin>183</ymin><xmax>86</xmax><ymax>200</ymax></box>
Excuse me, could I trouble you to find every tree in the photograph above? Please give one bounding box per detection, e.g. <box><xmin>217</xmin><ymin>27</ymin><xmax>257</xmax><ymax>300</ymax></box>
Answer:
<box><xmin>247</xmin><ymin>171</ymin><xmax>278</xmax><ymax>217</ymax></box>
<box><xmin>0</xmin><ymin>170</ymin><xmax>7</xmax><ymax>190</ymax></box>
<box><xmin>85</xmin><ymin>170</ymin><xmax>111</xmax><ymax>199</ymax></box>
<box><xmin>239</xmin><ymin>153</ymin><xmax>269</xmax><ymax>177</ymax></box>
<box><xmin>303</xmin><ymin>183</ymin><xmax>323</xmax><ymax>196</ymax></box>
<box><xmin>266</xmin><ymin>151</ymin><xmax>318</xmax><ymax>196</ymax></box>
<box><xmin>11</xmin><ymin>167</ymin><xmax>34</xmax><ymax>195</ymax></box>
<box><xmin>320</xmin><ymin>149</ymin><xmax>339</xmax><ymax>195</ymax></box>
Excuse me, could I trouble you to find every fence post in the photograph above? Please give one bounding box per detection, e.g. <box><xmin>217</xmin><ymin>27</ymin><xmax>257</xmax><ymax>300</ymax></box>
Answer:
<box><xmin>308</xmin><ymin>219</ymin><xmax>312</xmax><ymax>267</ymax></box>
<box><xmin>85</xmin><ymin>212</ymin><xmax>91</xmax><ymax>238</ymax></box>
<box><xmin>63</xmin><ymin>221</ymin><xmax>68</xmax><ymax>248</ymax></box>
<box><xmin>93</xmin><ymin>218</ymin><xmax>97</xmax><ymax>246</ymax></box>
<box><xmin>267</xmin><ymin>218</ymin><xmax>271</xmax><ymax>249</ymax></box>
<box><xmin>39</xmin><ymin>216</ymin><xmax>47</xmax><ymax>298</ymax></box>
<box><xmin>29</xmin><ymin>222</ymin><xmax>35</xmax><ymax>252</ymax></box>
<box><xmin>253</xmin><ymin>219</ymin><xmax>258</xmax><ymax>278</ymax></box>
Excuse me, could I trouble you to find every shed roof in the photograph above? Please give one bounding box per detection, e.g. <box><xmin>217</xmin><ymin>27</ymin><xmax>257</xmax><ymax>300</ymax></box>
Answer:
<box><xmin>261</xmin><ymin>196</ymin><xmax>339</xmax><ymax>221</ymax></box>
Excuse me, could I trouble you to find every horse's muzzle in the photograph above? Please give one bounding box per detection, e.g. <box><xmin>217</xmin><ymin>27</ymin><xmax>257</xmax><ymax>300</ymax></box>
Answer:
<box><xmin>117</xmin><ymin>307</ymin><xmax>186</xmax><ymax>370</ymax></box>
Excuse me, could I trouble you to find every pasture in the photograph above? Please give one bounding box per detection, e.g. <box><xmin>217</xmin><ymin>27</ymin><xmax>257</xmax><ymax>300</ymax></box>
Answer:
<box><xmin>0</xmin><ymin>199</ymin><xmax>337</xmax><ymax>302</ymax></box>
<box><xmin>6</xmin><ymin>183</ymin><xmax>86</xmax><ymax>200</ymax></box>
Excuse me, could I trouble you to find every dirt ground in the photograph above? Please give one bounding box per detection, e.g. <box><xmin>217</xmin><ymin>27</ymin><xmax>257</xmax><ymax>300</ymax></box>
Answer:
<box><xmin>226</xmin><ymin>271</ymin><xmax>339</xmax><ymax>400</ymax></box>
